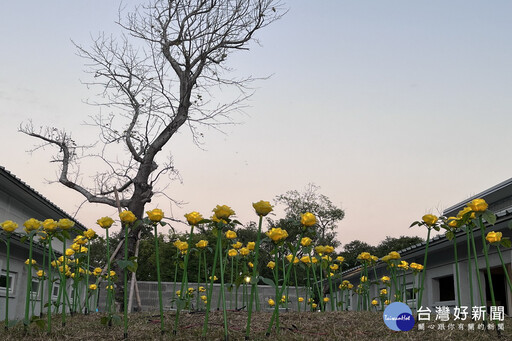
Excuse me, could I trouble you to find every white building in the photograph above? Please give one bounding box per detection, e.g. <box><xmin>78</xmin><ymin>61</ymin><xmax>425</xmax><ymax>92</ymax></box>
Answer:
<box><xmin>0</xmin><ymin>166</ymin><xmax>89</xmax><ymax>321</ymax></box>
<box><xmin>342</xmin><ymin>178</ymin><xmax>512</xmax><ymax>314</ymax></box>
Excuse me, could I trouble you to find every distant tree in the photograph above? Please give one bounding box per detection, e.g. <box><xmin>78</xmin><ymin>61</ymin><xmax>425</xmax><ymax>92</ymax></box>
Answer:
<box><xmin>271</xmin><ymin>183</ymin><xmax>345</xmax><ymax>247</ymax></box>
<box><xmin>374</xmin><ymin>236</ymin><xmax>424</xmax><ymax>258</ymax></box>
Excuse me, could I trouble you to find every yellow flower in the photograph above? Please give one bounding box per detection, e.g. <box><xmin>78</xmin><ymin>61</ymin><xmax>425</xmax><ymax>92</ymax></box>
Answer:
<box><xmin>212</xmin><ymin>205</ymin><xmax>235</xmax><ymax>220</ymax></box>
<box><xmin>298</xmin><ymin>297</ymin><xmax>304</xmax><ymax>302</ymax></box>
<box><xmin>228</xmin><ymin>249</ymin><xmax>238</xmax><ymax>257</ymax></box>
<box><xmin>311</xmin><ymin>257</ymin><xmax>318</xmax><ymax>264</ymax></box>
<box><xmin>252</xmin><ymin>201</ymin><xmax>273</xmax><ymax>217</ymax></box>
<box><xmin>25</xmin><ymin>259</ymin><xmax>37</xmax><ymax>265</ymax></box>
<box><xmin>324</xmin><ymin>245</ymin><xmax>334</xmax><ymax>254</ymax></box>
<box><xmin>422</xmin><ymin>214</ymin><xmax>438</xmax><ymax>227</ymax></box>
<box><xmin>300</xmin><ymin>256</ymin><xmax>311</xmax><ymax>264</ymax></box>
<box><xmin>380</xmin><ymin>289</ymin><xmax>387</xmax><ymax>295</ymax></box>
<box><xmin>330</xmin><ymin>264</ymin><xmax>339</xmax><ymax>271</ymax></box>
<box><xmin>96</xmin><ymin>216</ymin><xmax>114</xmax><ymax>229</ymax></box>
<box><xmin>120</xmin><ymin>210</ymin><xmax>137</xmax><ymax>224</ymax></box>
<box><xmin>176</xmin><ymin>290</ymin><xmax>181</xmax><ymax>296</ymax></box>
<box><xmin>312</xmin><ymin>303</ymin><xmax>318</xmax><ymax>309</ymax></box>
<box><xmin>301</xmin><ymin>212</ymin><xmax>316</xmax><ymax>226</ymax></box>
<box><xmin>225</xmin><ymin>230</ymin><xmax>237</xmax><ymax>239</ymax></box>
<box><xmin>447</xmin><ymin>216</ymin><xmax>461</xmax><ymax>228</ymax></box>
<box><xmin>323</xmin><ymin>297</ymin><xmax>329</xmax><ymax>303</ymax></box>
<box><xmin>42</xmin><ymin>219</ymin><xmax>58</xmax><ymax>233</ymax></box>
<box><xmin>247</xmin><ymin>242</ymin><xmax>255</xmax><ymax>250</ymax></box>
<box><xmin>468</xmin><ymin>198</ymin><xmax>488</xmax><ymax>212</ymax></box>
<box><xmin>360</xmin><ymin>276</ymin><xmax>367</xmax><ymax>283</ymax></box>
<box><xmin>146</xmin><ymin>208</ymin><xmax>164</xmax><ymax>222</ymax></box>
<box><xmin>106</xmin><ymin>285</ymin><xmax>114</xmax><ymax>290</ymax></box>
<box><xmin>23</xmin><ymin>218</ymin><xmax>41</xmax><ymax>233</ymax></box>
<box><xmin>266</xmin><ymin>228</ymin><xmax>288</xmax><ymax>243</ymax></box>
<box><xmin>239</xmin><ymin>247</ymin><xmax>250</xmax><ymax>256</ymax></box>
<box><xmin>198</xmin><ymin>286</ymin><xmax>206</xmax><ymax>292</ymax></box>
<box><xmin>384</xmin><ymin>300</ymin><xmax>390</xmax><ymax>305</ymax></box>
<box><xmin>398</xmin><ymin>260</ymin><xmax>409</xmax><ymax>270</ymax></box>
<box><xmin>315</xmin><ymin>245</ymin><xmax>326</xmax><ymax>255</ymax></box>
<box><xmin>457</xmin><ymin>206</ymin><xmax>475</xmax><ymax>219</ymax></box>
<box><xmin>286</xmin><ymin>254</ymin><xmax>299</xmax><ymax>264</ymax></box>
<box><xmin>381</xmin><ymin>255</ymin><xmax>391</xmax><ymax>262</ymax></box>
<box><xmin>37</xmin><ymin>270</ymin><xmax>46</xmax><ymax>278</ymax></box>
<box><xmin>58</xmin><ymin>218</ymin><xmax>75</xmax><ymax>230</ymax></box>
<box><xmin>281</xmin><ymin>295</ymin><xmax>287</xmax><ymax>303</ymax></box>
<box><xmin>89</xmin><ymin>284</ymin><xmax>97</xmax><ymax>290</ymax></box>
<box><xmin>201</xmin><ymin>295</ymin><xmax>207</xmax><ymax>301</ymax></box>
<box><xmin>184</xmin><ymin>211</ymin><xmax>203</xmax><ymax>225</ymax></box>
<box><xmin>1</xmin><ymin>220</ymin><xmax>19</xmax><ymax>233</ymax></box>
<box><xmin>39</xmin><ymin>231</ymin><xmax>47</xmax><ymax>241</ymax></box>
<box><xmin>357</xmin><ymin>252</ymin><xmax>371</xmax><ymax>261</ymax></box>
<box><xmin>267</xmin><ymin>261</ymin><xmax>275</xmax><ymax>269</ymax></box>
<box><xmin>410</xmin><ymin>262</ymin><xmax>424</xmax><ymax>271</ymax></box>
<box><xmin>65</xmin><ymin>249</ymin><xmax>75</xmax><ymax>257</ymax></box>
<box><xmin>322</xmin><ymin>255</ymin><xmax>332</xmax><ymax>262</ymax></box>
<box><xmin>209</xmin><ymin>275</ymin><xmax>218</xmax><ymax>281</ymax></box>
<box><xmin>371</xmin><ymin>299</ymin><xmax>379</xmax><ymax>306</ymax></box>
<box><xmin>174</xmin><ymin>240</ymin><xmax>189</xmax><ymax>252</ymax></box>
<box><xmin>336</xmin><ymin>256</ymin><xmax>345</xmax><ymax>263</ymax></box>
<box><xmin>486</xmin><ymin>231</ymin><xmax>502</xmax><ymax>244</ymax></box>
<box><xmin>268</xmin><ymin>298</ymin><xmax>275</xmax><ymax>306</ymax></box>
<box><xmin>83</xmin><ymin>229</ymin><xmax>96</xmax><ymax>239</ymax></box>
<box><xmin>232</xmin><ymin>241</ymin><xmax>243</xmax><ymax>249</ymax></box>
<box><xmin>388</xmin><ymin>251</ymin><xmax>401</xmax><ymax>260</ymax></box>
<box><xmin>196</xmin><ymin>240</ymin><xmax>208</xmax><ymax>248</ymax></box>
<box><xmin>74</xmin><ymin>235</ymin><xmax>88</xmax><ymax>245</ymax></box>
<box><xmin>300</xmin><ymin>237</ymin><xmax>312</xmax><ymax>247</ymax></box>
<box><xmin>93</xmin><ymin>267</ymin><xmax>102</xmax><ymax>276</ymax></box>
<box><xmin>109</xmin><ymin>270</ymin><xmax>116</xmax><ymax>278</ymax></box>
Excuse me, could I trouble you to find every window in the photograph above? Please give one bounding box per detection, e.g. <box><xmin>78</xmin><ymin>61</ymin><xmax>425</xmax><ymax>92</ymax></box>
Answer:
<box><xmin>31</xmin><ymin>280</ymin><xmax>39</xmax><ymax>299</ymax></box>
<box><xmin>0</xmin><ymin>271</ymin><xmax>15</xmax><ymax>295</ymax></box>
<box><xmin>52</xmin><ymin>282</ymin><xmax>60</xmax><ymax>298</ymax></box>
<box><xmin>437</xmin><ymin>275</ymin><xmax>455</xmax><ymax>302</ymax></box>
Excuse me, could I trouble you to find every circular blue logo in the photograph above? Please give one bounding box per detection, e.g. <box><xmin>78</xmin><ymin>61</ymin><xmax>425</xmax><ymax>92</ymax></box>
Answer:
<box><xmin>383</xmin><ymin>302</ymin><xmax>415</xmax><ymax>331</ymax></box>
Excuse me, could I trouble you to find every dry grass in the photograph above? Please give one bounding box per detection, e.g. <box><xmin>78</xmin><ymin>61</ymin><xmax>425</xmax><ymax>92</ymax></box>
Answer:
<box><xmin>1</xmin><ymin>311</ymin><xmax>511</xmax><ymax>340</ymax></box>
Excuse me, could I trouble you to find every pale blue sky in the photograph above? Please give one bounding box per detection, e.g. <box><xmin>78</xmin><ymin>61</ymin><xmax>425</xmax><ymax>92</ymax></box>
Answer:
<box><xmin>1</xmin><ymin>1</ymin><xmax>512</xmax><ymax>247</ymax></box>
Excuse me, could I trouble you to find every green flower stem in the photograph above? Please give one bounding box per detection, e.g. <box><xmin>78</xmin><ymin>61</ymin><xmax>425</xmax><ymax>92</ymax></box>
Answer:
<box><xmin>172</xmin><ymin>250</ymin><xmax>179</xmax><ymax>309</ymax></box>
<box><xmin>466</xmin><ymin>227</ymin><xmax>474</xmax><ymax>308</ymax></box>
<box><xmin>61</xmin><ymin>236</ymin><xmax>67</xmax><ymax>326</ymax></box>
<box><xmin>310</xmin><ymin>257</ymin><xmax>321</xmax><ymax>309</ymax></box>
<box><xmin>24</xmin><ymin>234</ymin><xmax>34</xmax><ymax>329</ymax></box>
<box><xmin>105</xmin><ymin>228</ymin><xmax>112</xmax><ymax>318</ymax></box>
<box><xmin>294</xmin><ymin>265</ymin><xmax>300</xmax><ymax>312</ymax></box>
<box><xmin>123</xmin><ymin>223</ymin><xmax>129</xmax><ymax>339</ymax></box>
<box><xmin>230</xmin><ymin>256</ymin><xmax>234</xmax><ymax>310</ymax></box>
<box><xmin>266</xmin><ymin>232</ymin><xmax>304</xmax><ymax>335</ymax></box>
<box><xmin>202</xmin><ymin>227</ymin><xmax>220</xmax><ymax>337</ymax></box>
<box><xmin>496</xmin><ymin>246</ymin><xmax>512</xmax><ymax>292</ymax></box>
<box><xmin>272</xmin><ymin>248</ymin><xmax>280</xmax><ymax>333</ymax></box>
<box><xmin>47</xmin><ymin>235</ymin><xmax>53</xmax><ymax>333</ymax></box>
<box><xmin>453</xmin><ymin>232</ymin><xmax>461</xmax><ymax>306</ymax></box>
<box><xmin>469</xmin><ymin>224</ymin><xmax>485</xmax><ymax>307</ymax></box>
<box><xmin>479</xmin><ymin>216</ymin><xmax>496</xmax><ymax>308</ymax></box>
<box><xmin>327</xmin><ymin>269</ymin><xmax>334</xmax><ymax>311</ymax></box>
<box><xmin>154</xmin><ymin>224</ymin><xmax>165</xmax><ymax>335</ymax></box>
<box><xmin>217</xmin><ymin>229</ymin><xmax>229</xmax><ymax>340</ymax></box>
<box><xmin>40</xmin><ymin>242</ymin><xmax>46</xmax><ymax>318</ymax></box>
<box><xmin>305</xmin><ymin>266</ymin><xmax>310</xmax><ymax>311</ymax></box>
<box><xmin>235</xmin><ymin>257</ymin><xmax>239</xmax><ymax>309</ymax></box>
<box><xmin>417</xmin><ymin>227</ymin><xmax>431</xmax><ymax>310</ymax></box>
<box><xmin>5</xmin><ymin>235</ymin><xmax>11</xmax><ymax>331</ymax></box>
<box><xmin>85</xmin><ymin>240</ymin><xmax>91</xmax><ymax>315</ymax></box>
<box><xmin>319</xmin><ymin>257</ymin><xmax>324</xmax><ymax>311</ymax></box>
<box><xmin>246</xmin><ymin>215</ymin><xmax>263</xmax><ymax>339</ymax></box>
<box><xmin>196</xmin><ymin>250</ymin><xmax>202</xmax><ymax>310</ymax></box>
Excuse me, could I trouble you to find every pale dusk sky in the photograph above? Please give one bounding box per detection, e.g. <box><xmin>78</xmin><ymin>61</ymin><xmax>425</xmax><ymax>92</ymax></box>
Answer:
<box><xmin>1</xmin><ymin>1</ymin><xmax>512</xmax><ymax>248</ymax></box>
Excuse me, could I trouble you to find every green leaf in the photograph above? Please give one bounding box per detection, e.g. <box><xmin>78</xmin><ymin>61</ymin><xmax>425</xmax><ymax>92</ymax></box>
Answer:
<box><xmin>20</xmin><ymin>235</ymin><xmax>28</xmax><ymax>244</ymax></box>
<box><xmin>55</xmin><ymin>234</ymin><xmax>64</xmax><ymax>243</ymax></box>
<box><xmin>501</xmin><ymin>238</ymin><xmax>512</xmax><ymax>248</ymax></box>
<box><xmin>127</xmin><ymin>261</ymin><xmax>138</xmax><ymax>273</ymax></box>
<box><xmin>61</xmin><ymin>230</ymin><xmax>71</xmax><ymax>240</ymax></box>
<box><xmin>445</xmin><ymin>231</ymin><xmax>454</xmax><ymax>241</ymax></box>
<box><xmin>111</xmin><ymin>315</ymin><xmax>122</xmax><ymax>326</ymax></box>
<box><xmin>116</xmin><ymin>260</ymin><xmax>131</xmax><ymax>270</ymax></box>
<box><xmin>482</xmin><ymin>211</ymin><xmax>497</xmax><ymax>225</ymax></box>
<box><xmin>100</xmin><ymin>316</ymin><xmax>109</xmax><ymax>325</ymax></box>
<box><xmin>260</xmin><ymin>276</ymin><xmax>275</xmax><ymax>288</ymax></box>
<box><xmin>34</xmin><ymin>319</ymin><xmax>46</xmax><ymax>330</ymax></box>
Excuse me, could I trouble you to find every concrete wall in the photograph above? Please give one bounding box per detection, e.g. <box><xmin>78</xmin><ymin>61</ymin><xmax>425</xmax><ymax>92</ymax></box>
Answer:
<box><xmin>97</xmin><ymin>281</ymin><xmax>309</xmax><ymax>312</ymax></box>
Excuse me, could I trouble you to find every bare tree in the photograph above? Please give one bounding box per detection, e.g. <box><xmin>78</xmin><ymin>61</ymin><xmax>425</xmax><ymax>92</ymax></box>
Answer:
<box><xmin>20</xmin><ymin>0</ymin><xmax>284</xmax><ymax>304</ymax></box>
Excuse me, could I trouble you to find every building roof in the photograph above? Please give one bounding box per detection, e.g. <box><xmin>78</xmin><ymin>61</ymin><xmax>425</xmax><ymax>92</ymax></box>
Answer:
<box><xmin>0</xmin><ymin>165</ymin><xmax>87</xmax><ymax>231</ymax></box>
